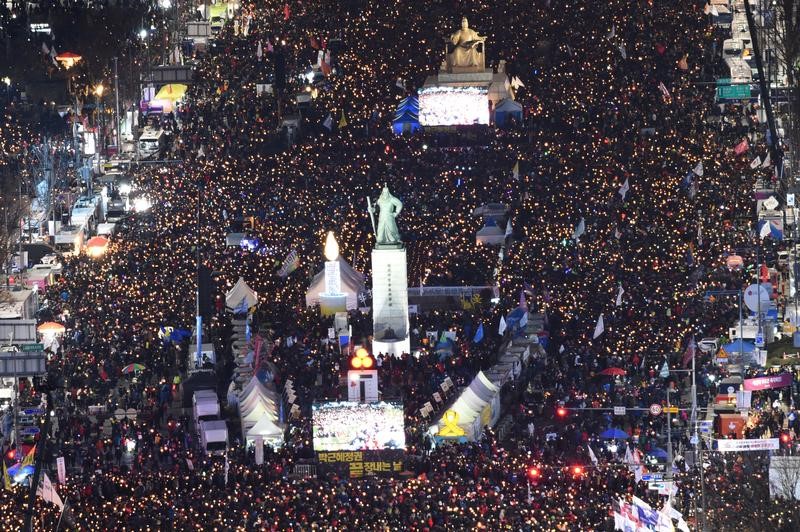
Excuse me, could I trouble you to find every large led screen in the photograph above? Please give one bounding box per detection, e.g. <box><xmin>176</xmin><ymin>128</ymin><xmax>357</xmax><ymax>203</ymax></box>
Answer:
<box><xmin>418</xmin><ymin>86</ymin><xmax>489</xmax><ymax>126</ymax></box>
<box><xmin>312</xmin><ymin>401</ymin><xmax>406</xmax><ymax>451</ymax></box>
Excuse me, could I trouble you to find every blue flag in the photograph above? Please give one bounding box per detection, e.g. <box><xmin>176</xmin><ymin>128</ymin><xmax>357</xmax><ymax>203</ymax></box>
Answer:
<box><xmin>473</xmin><ymin>323</ymin><xmax>484</xmax><ymax>343</ymax></box>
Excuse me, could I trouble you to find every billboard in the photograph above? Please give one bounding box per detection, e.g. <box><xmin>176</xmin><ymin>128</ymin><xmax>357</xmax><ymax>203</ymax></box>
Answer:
<box><xmin>317</xmin><ymin>449</ymin><xmax>404</xmax><ymax>479</ymax></box>
<box><xmin>743</xmin><ymin>373</ymin><xmax>793</xmax><ymax>391</ymax></box>
<box><xmin>418</xmin><ymin>86</ymin><xmax>489</xmax><ymax>126</ymax></box>
<box><xmin>312</xmin><ymin>401</ymin><xmax>405</xmax><ymax>451</ymax></box>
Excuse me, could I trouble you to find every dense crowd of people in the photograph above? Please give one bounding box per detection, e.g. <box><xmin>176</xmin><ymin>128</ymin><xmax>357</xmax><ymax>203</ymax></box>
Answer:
<box><xmin>1</xmin><ymin>0</ymin><xmax>799</xmax><ymax>529</ymax></box>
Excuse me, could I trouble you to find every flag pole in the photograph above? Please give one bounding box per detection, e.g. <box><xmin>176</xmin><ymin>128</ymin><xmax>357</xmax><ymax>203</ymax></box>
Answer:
<box><xmin>55</xmin><ymin>496</ymin><xmax>68</xmax><ymax>532</ymax></box>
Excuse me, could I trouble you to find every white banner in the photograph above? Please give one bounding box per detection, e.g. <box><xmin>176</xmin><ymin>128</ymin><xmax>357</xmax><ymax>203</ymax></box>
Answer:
<box><xmin>716</xmin><ymin>438</ymin><xmax>779</xmax><ymax>452</ymax></box>
<box><xmin>56</xmin><ymin>456</ymin><xmax>66</xmax><ymax>485</ymax></box>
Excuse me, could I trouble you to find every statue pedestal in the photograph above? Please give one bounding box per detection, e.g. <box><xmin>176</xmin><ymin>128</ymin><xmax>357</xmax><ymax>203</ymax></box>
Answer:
<box><xmin>371</xmin><ymin>246</ymin><xmax>410</xmax><ymax>358</ymax></box>
<box><xmin>419</xmin><ymin>68</ymin><xmax>513</xmax><ymax>127</ymax></box>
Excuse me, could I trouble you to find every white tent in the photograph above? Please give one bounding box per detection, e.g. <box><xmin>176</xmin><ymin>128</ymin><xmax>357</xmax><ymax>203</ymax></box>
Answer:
<box><xmin>247</xmin><ymin>416</ymin><xmax>283</xmax><ymax>440</ymax></box>
<box><xmin>226</xmin><ymin>277</ymin><xmax>258</xmax><ymax>313</ymax></box>
<box><xmin>437</xmin><ymin>371</ymin><xmax>501</xmax><ymax>440</ymax></box>
<box><xmin>305</xmin><ymin>256</ymin><xmax>365</xmax><ymax>310</ymax></box>
<box><xmin>240</xmin><ymin>376</ymin><xmax>278</xmax><ymax>401</ymax></box>
<box><xmin>241</xmin><ymin>401</ymin><xmax>277</xmax><ymax>423</ymax></box>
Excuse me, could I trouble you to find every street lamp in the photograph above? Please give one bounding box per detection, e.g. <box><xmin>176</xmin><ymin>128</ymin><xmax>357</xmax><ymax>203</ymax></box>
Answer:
<box><xmin>94</xmin><ymin>84</ymin><xmax>105</xmax><ymax>160</ymax></box>
<box><xmin>139</xmin><ymin>29</ymin><xmax>148</xmax><ymax>40</ymax></box>
<box><xmin>2</xmin><ymin>77</ymin><xmax>10</xmax><ymax>86</ymax></box>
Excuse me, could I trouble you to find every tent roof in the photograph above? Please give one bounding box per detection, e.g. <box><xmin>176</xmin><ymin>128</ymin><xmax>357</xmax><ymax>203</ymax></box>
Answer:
<box><xmin>470</xmin><ymin>371</ymin><xmax>500</xmax><ymax>403</ymax></box>
<box><xmin>247</xmin><ymin>416</ymin><xmax>283</xmax><ymax>438</ymax></box>
<box><xmin>397</xmin><ymin>95</ymin><xmax>419</xmax><ymax>111</ymax></box>
<box><xmin>309</xmin><ymin>256</ymin><xmax>364</xmax><ymax>286</ymax></box>
<box><xmin>722</xmin><ymin>339</ymin><xmax>755</xmax><ymax>354</ymax></box>
<box><xmin>240</xmin><ymin>375</ymin><xmax>278</xmax><ymax>401</ymax></box>
<box><xmin>226</xmin><ymin>277</ymin><xmax>258</xmax><ymax>312</ymax></box>
<box><xmin>494</xmin><ymin>98</ymin><xmax>523</xmax><ymax>112</ymax></box>
<box><xmin>394</xmin><ymin>110</ymin><xmax>419</xmax><ymax>122</ymax></box>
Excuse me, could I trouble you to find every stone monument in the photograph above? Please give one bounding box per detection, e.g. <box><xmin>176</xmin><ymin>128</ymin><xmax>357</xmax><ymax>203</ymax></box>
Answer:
<box><xmin>368</xmin><ymin>186</ymin><xmax>410</xmax><ymax>357</ymax></box>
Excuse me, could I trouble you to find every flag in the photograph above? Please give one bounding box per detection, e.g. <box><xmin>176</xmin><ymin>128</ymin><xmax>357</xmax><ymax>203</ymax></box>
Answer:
<box><xmin>659</xmin><ymin>360</ymin><xmax>670</xmax><ymax>378</ymax></box>
<box><xmin>593</xmin><ymin>314</ymin><xmax>604</xmax><ymax>339</ymax></box>
<box><xmin>266</xmin><ymin>41</ymin><xmax>274</xmax><ymax>53</ymax></box>
<box><xmin>339</xmin><ymin>335</ymin><xmax>350</xmax><ymax>347</ymax></box>
<box><xmin>186</xmin><ymin>458</ymin><xmax>194</xmax><ymax>470</ymax></box>
<box><xmin>519</xmin><ymin>290</ymin><xmax>528</xmax><ymax>311</ymax></box>
<box><xmin>395</xmin><ymin>77</ymin><xmax>405</xmax><ymax>90</ymax></box>
<box><xmin>323</xmin><ymin>114</ymin><xmax>333</xmax><ymax>131</ymax></box>
<box><xmin>511</xmin><ymin>76</ymin><xmax>524</xmax><ymax>89</ymax></box>
<box><xmin>618</xmin><ymin>178</ymin><xmax>630</xmax><ymax>201</ymax></box>
<box><xmin>512</xmin><ymin>159</ymin><xmax>520</xmax><ymax>179</ymax></box>
<box><xmin>681</xmin><ymin>337</ymin><xmax>696</xmax><ymax>368</ymax></box>
<box><xmin>750</xmin><ymin>156</ymin><xmax>761</xmax><ymax>169</ymax></box>
<box><xmin>677</xmin><ymin>54</ymin><xmax>688</xmax><ymax>71</ymax></box>
<box><xmin>615</xmin><ymin>284</ymin><xmax>624</xmax><ymax>307</ymax></box>
<box><xmin>36</xmin><ymin>473</ymin><xmax>64</xmax><ymax>510</ymax></box>
<box><xmin>498</xmin><ymin>316</ymin><xmax>507</xmax><ymax>335</ymax></box>
<box><xmin>618</xmin><ymin>44</ymin><xmax>626</xmax><ymax>59</ymax></box>
<box><xmin>473</xmin><ymin>323</ymin><xmax>484</xmax><ymax>343</ymax></box>
<box><xmin>3</xmin><ymin>461</ymin><xmax>11</xmax><ymax>490</ymax></box>
<box><xmin>41</xmin><ymin>42</ymin><xmax>49</xmax><ymax>55</ymax></box>
<box><xmin>224</xmin><ymin>452</ymin><xmax>230</xmax><ymax>486</ymax></box>
<box><xmin>283</xmin><ymin>2</ymin><xmax>290</xmax><ymax>20</ymax></box>
<box><xmin>320</xmin><ymin>59</ymin><xmax>332</xmax><ymax>76</ymax></box>
<box><xmin>712</xmin><ymin>5</ymin><xmax>719</xmax><ymax>16</ymax></box>
<box><xmin>658</xmin><ymin>81</ymin><xmax>671</xmax><ymax>101</ymax></box>
<box><xmin>607</xmin><ymin>24</ymin><xmax>615</xmax><ymax>40</ymax></box>
<box><xmin>692</xmin><ymin>161</ymin><xmax>703</xmax><ymax>176</ymax></box>
<box><xmin>761</xmin><ymin>151</ymin><xmax>771</xmax><ymax>168</ymax></box>
<box><xmin>338</xmin><ymin>110</ymin><xmax>348</xmax><ymax>128</ymax></box>
<box><xmin>256</xmin><ymin>41</ymin><xmax>263</xmax><ymax>61</ymax></box>
<box><xmin>759</xmin><ymin>219</ymin><xmax>783</xmax><ymax>240</ymax></box>
<box><xmin>572</xmin><ymin>217</ymin><xmax>585</xmax><ymax>241</ymax></box>
<box><xmin>734</xmin><ymin>138</ymin><xmax>749</xmax><ymax>155</ymax></box>
<box><xmin>587</xmin><ymin>445</ymin><xmax>598</xmax><ymax>465</ymax></box>
<box><xmin>505</xmin><ymin>218</ymin><xmax>512</xmax><ymax>238</ymax></box>
<box><xmin>22</xmin><ymin>445</ymin><xmax>36</xmax><ymax>468</ymax></box>
<box><xmin>277</xmin><ymin>250</ymin><xmax>300</xmax><ymax>277</ymax></box>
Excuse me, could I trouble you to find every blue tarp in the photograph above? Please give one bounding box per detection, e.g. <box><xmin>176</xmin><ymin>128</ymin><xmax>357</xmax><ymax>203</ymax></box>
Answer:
<box><xmin>722</xmin><ymin>339</ymin><xmax>755</xmax><ymax>354</ymax></box>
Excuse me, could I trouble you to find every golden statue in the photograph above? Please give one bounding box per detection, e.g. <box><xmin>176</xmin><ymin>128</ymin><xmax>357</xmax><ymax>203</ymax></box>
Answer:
<box><xmin>447</xmin><ymin>17</ymin><xmax>487</xmax><ymax>71</ymax></box>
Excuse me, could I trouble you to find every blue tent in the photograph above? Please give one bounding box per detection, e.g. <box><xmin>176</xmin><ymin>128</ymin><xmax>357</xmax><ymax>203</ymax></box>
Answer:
<box><xmin>392</xmin><ymin>110</ymin><xmax>420</xmax><ymax>135</ymax></box>
<box><xmin>722</xmin><ymin>339</ymin><xmax>755</xmax><ymax>354</ymax></box>
<box><xmin>392</xmin><ymin>95</ymin><xmax>420</xmax><ymax>135</ymax></box>
<box><xmin>397</xmin><ymin>95</ymin><xmax>419</xmax><ymax>113</ymax></box>
<box><xmin>647</xmin><ymin>447</ymin><xmax>668</xmax><ymax>459</ymax></box>
<box><xmin>494</xmin><ymin>98</ymin><xmax>523</xmax><ymax>127</ymax></box>
<box><xmin>600</xmin><ymin>428</ymin><xmax>628</xmax><ymax>440</ymax></box>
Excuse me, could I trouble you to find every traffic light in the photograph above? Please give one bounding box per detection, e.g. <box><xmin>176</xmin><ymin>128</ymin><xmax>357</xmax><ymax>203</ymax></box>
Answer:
<box><xmin>350</xmin><ymin>347</ymin><xmax>375</xmax><ymax>370</ymax></box>
<box><xmin>556</xmin><ymin>406</ymin><xmax>568</xmax><ymax>418</ymax></box>
<box><xmin>527</xmin><ymin>467</ymin><xmax>541</xmax><ymax>482</ymax></box>
<box><xmin>571</xmin><ymin>465</ymin><xmax>584</xmax><ymax>478</ymax></box>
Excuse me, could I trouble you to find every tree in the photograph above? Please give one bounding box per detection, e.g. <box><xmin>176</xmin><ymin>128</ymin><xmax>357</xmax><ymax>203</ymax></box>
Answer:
<box><xmin>0</xmin><ymin>110</ymin><xmax>31</xmax><ymax>277</ymax></box>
